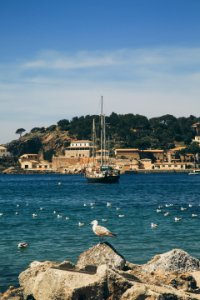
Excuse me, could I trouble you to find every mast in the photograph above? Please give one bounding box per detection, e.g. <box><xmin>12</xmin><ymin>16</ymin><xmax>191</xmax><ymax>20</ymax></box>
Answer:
<box><xmin>100</xmin><ymin>96</ymin><xmax>104</xmax><ymax>166</ymax></box>
<box><xmin>103</xmin><ymin>114</ymin><xmax>106</xmax><ymax>163</ymax></box>
<box><xmin>92</xmin><ymin>118</ymin><xmax>96</xmax><ymax>165</ymax></box>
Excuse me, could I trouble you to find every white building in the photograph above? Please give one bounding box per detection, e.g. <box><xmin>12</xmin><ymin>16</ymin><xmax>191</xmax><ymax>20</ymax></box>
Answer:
<box><xmin>19</xmin><ymin>154</ymin><xmax>53</xmax><ymax>171</ymax></box>
<box><xmin>0</xmin><ymin>145</ymin><xmax>10</xmax><ymax>158</ymax></box>
<box><xmin>65</xmin><ymin>140</ymin><xmax>94</xmax><ymax>158</ymax></box>
<box><xmin>192</xmin><ymin>123</ymin><xmax>200</xmax><ymax>145</ymax></box>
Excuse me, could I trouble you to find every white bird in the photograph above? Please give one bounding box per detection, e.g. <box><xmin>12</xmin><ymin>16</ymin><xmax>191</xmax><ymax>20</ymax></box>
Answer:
<box><xmin>83</xmin><ymin>203</ymin><xmax>87</xmax><ymax>207</ymax></box>
<box><xmin>78</xmin><ymin>221</ymin><xmax>84</xmax><ymax>227</ymax></box>
<box><xmin>18</xmin><ymin>242</ymin><xmax>28</xmax><ymax>249</ymax></box>
<box><xmin>180</xmin><ymin>207</ymin><xmax>187</xmax><ymax>211</ymax></box>
<box><xmin>53</xmin><ymin>210</ymin><xmax>56</xmax><ymax>214</ymax></box>
<box><xmin>106</xmin><ymin>202</ymin><xmax>112</xmax><ymax>207</ymax></box>
<box><xmin>156</xmin><ymin>209</ymin><xmax>162</xmax><ymax>213</ymax></box>
<box><xmin>0</xmin><ymin>213</ymin><xmax>3</xmax><ymax>216</ymax></box>
<box><xmin>192</xmin><ymin>214</ymin><xmax>198</xmax><ymax>217</ymax></box>
<box><xmin>39</xmin><ymin>207</ymin><xmax>43</xmax><ymax>211</ymax></box>
<box><xmin>174</xmin><ymin>217</ymin><xmax>182</xmax><ymax>222</ymax></box>
<box><xmin>164</xmin><ymin>212</ymin><xmax>170</xmax><ymax>216</ymax></box>
<box><xmin>91</xmin><ymin>220</ymin><xmax>117</xmax><ymax>238</ymax></box>
<box><xmin>102</xmin><ymin>218</ymin><xmax>107</xmax><ymax>222</ymax></box>
<box><xmin>151</xmin><ymin>222</ymin><xmax>158</xmax><ymax>229</ymax></box>
<box><xmin>58</xmin><ymin>182</ymin><xmax>61</xmax><ymax>185</ymax></box>
<box><xmin>116</xmin><ymin>207</ymin><xmax>120</xmax><ymax>211</ymax></box>
<box><xmin>65</xmin><ymin>217</ymin><xmax>70</xmax><ymax>220</ymax></box>
<box><xmin>32</xmin><ymin>213</ymin><xmax>37</xmax><ymax>218</ymax></box>
<box><xmin>15</xmin><ymin>212</ymin><xmax>19</xmax><ymax>215</ymax></box>
<box><xmin>57</xmin><ymin>214</ymin><xmax>62</xmax><ymax>219</ymax></box>
<box><xmin>188</xmin><ymin>204</ymin><xmax>193</xmax><ymax>208</ymax></box>
<box><xmin>118</xmin><ymin>214</ymin><xmax>125</xmax><ymax>218</ymax></box>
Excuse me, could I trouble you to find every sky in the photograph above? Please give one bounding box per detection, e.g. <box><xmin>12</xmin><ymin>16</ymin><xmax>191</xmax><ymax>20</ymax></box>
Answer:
<box><xmin>0</xmin><ymin>0</ymin><xmax>200</xmax><ymax>143</ymax></box>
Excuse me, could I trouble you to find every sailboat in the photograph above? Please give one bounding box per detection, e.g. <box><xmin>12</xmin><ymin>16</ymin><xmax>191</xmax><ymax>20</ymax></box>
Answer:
<box><xmin>85</xmin><ymin>97</ymin><xmax>120</xmax><ymax>183</ymax></box>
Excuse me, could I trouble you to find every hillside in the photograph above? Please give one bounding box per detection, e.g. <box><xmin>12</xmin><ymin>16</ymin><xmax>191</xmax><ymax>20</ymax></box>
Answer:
<box><xmin>6</xmin><ymin>113</ymin><xmax>200</xmax><ymax>160</ymax></box>
<box><xmin>7</xmin><ymin>127</ymin><xmax>72</xmax><ymax>161</ymax></box>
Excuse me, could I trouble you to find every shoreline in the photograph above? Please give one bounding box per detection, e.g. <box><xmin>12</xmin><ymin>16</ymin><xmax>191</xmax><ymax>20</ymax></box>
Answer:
<box><xmin>1</xmin><ymin>243</ymin><xmax>200</xmax><ymax>300</ymax></box>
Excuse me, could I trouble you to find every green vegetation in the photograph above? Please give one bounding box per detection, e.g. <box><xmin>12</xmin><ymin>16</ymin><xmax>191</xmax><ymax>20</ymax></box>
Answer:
<box><xmin>9</xmin><ymin>113</ymin><xmax>200</xmax><ymax>159</ymax></box>
<box><xmin>66</xmin><ymin>113</ymin><xmax>200</xmax><ymax>150</ymax></box>
<box><xmin>15</xmin><ymin>128</ymin><xmax>26</xmax><ymax>137</ymax></box>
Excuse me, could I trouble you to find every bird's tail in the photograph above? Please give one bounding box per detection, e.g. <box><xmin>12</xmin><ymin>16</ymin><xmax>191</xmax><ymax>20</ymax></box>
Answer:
<box><xmin>108</xmin><ymin>232</ymin><xmax>117</xmax><ymax>237</ymax></box>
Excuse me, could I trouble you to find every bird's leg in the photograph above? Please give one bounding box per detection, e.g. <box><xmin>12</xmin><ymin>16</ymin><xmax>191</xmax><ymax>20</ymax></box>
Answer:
<box><xmin>99</xmin><ymin>236</ymin><xmax>104</xmax><ymax>244</ymax></box>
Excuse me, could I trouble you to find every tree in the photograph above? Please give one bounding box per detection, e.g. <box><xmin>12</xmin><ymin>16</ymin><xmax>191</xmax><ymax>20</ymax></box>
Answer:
<box><xmin>57</xmin><ymin>119</ymin><xmax>70</xmax><ymax>131</ymax></box>
<box><xmin>15</xmin><ymin>128</ymin><xmax>26</xmax><ymax>138</ymax></box>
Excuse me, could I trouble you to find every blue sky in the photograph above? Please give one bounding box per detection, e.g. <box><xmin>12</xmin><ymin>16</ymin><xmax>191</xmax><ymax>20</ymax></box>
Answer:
<box><xmin>0</xmin><ymin>0</ymin><xmax>200</xmax><ymax>143</ymax></box>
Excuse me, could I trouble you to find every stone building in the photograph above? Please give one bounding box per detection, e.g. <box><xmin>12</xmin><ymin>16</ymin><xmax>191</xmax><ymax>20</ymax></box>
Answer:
<box><xmin>65</xmin><ymin>140</ymin><xmax>94</xmax><ymax>159</ymax></box>
<box><xmin>19</xmin><ymin>154</ymin><xmax>52</xmax><ymax>171</ymax></box>
<box><xmin>0</xmin><ymin>145</ymin><xmax>10</xmax><ymax>158</ymax></box>
<box><xmin>114</xmin><ymin>148</ymin><xmax>140</xmax><ymax>160</ymax></box>
<box><xmin>192</xmin><ymin>122</ymin><xmax>200</xmax><ymax>145</ymax></box>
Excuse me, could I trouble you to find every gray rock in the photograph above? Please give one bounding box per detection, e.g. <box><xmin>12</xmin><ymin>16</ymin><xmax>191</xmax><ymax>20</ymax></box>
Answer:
<box><xmin>143</xmin><ymin>249</ymin><xmax>200</xmax><ymax>273</ymax></box>
<box><xmin>76</xmin><ymin>242</ymin><xmax>126</xmax><ymax>270</ymax></box>
<box><xmin>18</xmin><ymin>260</ymin><xmax>133</xmax><ymax>300</ymax></box>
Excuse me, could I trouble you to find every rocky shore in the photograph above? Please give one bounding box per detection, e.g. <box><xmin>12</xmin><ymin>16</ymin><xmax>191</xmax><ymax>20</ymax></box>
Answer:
<box><xmin>2</xmin><ymin>242</ymin><xmax>200</xmax><ymax>300</ymax></box>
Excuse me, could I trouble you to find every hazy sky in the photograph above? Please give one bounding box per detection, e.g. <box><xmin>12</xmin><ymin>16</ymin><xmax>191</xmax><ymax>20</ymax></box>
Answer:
<box><xmin>0</xmin><ymin>0</ymin><xmax>200</xmax><ymax>143</ymax></box>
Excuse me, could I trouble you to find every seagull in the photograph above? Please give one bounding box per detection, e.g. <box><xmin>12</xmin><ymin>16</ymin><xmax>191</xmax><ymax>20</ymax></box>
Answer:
<box><xmin>164</xmin><ymin>212</ymin><xmax>170</xmax><ymax>216</ymax></box>
<box><xmin>192</xmin><ymin>214</ymin><xmax>198</xmax><ymax>217</ymax></box>
<box><xmin>78</xmin><ymin>221</ymin><xmax>84</xmax><ymax>227</ymax></box>
<box><xmin>156</xmin><ymin>209</ymin><xmax>162</xmax><ymax>213</ymax></box>
<box><xmin>106</xmin><ymin>202</ymin><xmax>112</xmax><ymax>207</ymax></box>
<box><xmin>151</xmin><ymin>222</ymin><xmax>158</xmax><ymax>229</ymax></box>
<box><xmin>91</xmin><ymin>220</ymin><xmax>117</xmax><ymax>239</ymax></box>
<box><xmin>18</xmin><ymin>242</ymin><xmax>28</xmax><ymax>249</ymax></box>
<box><xmin>180</xmin><ymin>207</ymin><xmax>187</xmax><ymax>211</ymax></box>
<box><xmin>174</xmin><ymin>217</ymin><xmax>182</xmax><ymax>222</ymax></box>
<box><xmin>32</xmin><ymin>213</ymin><xmax>37</xmax><ymax>218</ymax></box>
<box><xmin>0</xmin><ymin>213</ymin><xmax>3</xmax><ymax>216</ymax></box>
<box><xmin>118</xmin><ymin>214</ymin><xmax>125</xmax><ymax>218</ymax></box>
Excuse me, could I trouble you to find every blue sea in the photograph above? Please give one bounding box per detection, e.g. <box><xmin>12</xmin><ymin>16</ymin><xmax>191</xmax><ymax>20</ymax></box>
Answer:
<box><xmin>0</xmin><ymin>173</ymin><xmax>200</xmax><ymax>291</ymax></box>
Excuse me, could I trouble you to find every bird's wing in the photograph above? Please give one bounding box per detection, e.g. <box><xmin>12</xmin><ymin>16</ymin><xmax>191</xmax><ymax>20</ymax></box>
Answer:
<box><xmin>95</xmin><ymin>225</ymin><xmax>115</xmax><ymax>236</ymax></box>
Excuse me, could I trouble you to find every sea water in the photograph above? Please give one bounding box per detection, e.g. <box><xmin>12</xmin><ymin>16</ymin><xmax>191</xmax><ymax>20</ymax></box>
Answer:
<box><xmin>0</xmin><ymin>173</ymin><xmax>200</xmax><ymax>291</ymax></box>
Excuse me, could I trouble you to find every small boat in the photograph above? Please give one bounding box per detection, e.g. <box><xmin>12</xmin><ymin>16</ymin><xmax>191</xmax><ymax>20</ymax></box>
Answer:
<box><xmin>85</xmin><ymin>97</ymin><xmax>120</xmax><ymax>184</ymax></box>
<box><xmin>188</xmin><ymin>169</ymin><xmax>200</xmax><ymax>175</ymax></box>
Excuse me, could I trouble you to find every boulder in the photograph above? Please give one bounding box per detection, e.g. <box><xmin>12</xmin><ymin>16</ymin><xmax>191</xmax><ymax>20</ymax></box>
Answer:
<box><xmin>143</xmin><ymin>249</ymin><xmax>200</xmax><ymax>273</ymax></box>
<box><xmin>7</xmin><ymin>246</ymin><xmax>200</xmax><ymax>300</ymax></box>
<box><xmin>0</xmin><ymin>286</ymin><xmax>24</xmax><ymax>300</ymax></box>
<box><xmin>76</xmin><ymin>242</ymin><xmax>126</xmax><ymax>270</ymax></box>
<box><xmin>19</xmin><ymin>261</ymin><xmax>134</xmax><ymax>300</ymax></box>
